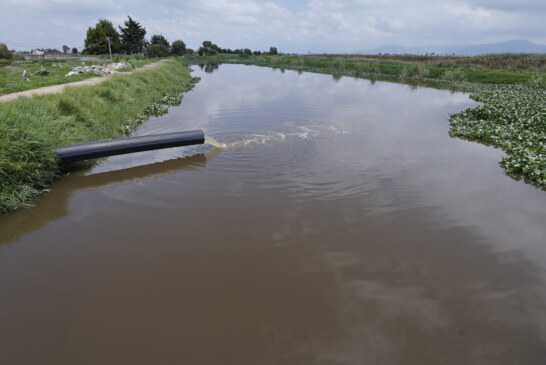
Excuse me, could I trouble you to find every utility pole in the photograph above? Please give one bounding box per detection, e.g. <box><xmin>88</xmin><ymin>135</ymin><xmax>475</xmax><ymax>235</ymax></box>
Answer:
<box><xmin>106</xmin><ymin>37</ymin><xmax>113</xmax><ymax>64</ymax></box>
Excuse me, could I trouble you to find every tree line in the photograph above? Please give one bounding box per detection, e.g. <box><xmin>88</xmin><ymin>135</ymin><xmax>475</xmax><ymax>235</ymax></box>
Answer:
<box><xmin>84</xmin><ymin>16</ymin><xmax>278</xmax><ymax>58</ymax></box>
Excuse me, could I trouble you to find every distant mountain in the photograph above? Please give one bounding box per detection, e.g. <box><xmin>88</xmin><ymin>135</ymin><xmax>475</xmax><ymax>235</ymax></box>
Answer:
<box><xmin>360</xmin><ymin>40</ymin><xmax>546</xmax><ymax>55</ymax></box>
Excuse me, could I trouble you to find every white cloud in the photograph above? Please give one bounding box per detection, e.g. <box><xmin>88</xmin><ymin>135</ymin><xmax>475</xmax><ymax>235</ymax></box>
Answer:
<box><xmin>0</xmin><ymin>0</ymin><xmax>544</xmax><ymax>52</ymax></box>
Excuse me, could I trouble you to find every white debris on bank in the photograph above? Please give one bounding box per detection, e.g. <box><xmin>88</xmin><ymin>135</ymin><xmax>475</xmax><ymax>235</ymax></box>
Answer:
<box><xmin>105</xmin><ymin>62</ymin><xmax>132</xmax><ymax>69</ymax></box>
<box><xmin>64</xmin><ymin>62</ymin><xmax>132</xmax><ymax>77</ymax></box>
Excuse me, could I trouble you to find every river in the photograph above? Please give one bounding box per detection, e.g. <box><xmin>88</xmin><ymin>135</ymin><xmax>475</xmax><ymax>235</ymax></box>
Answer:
<box><xmin>1</xmin><ymin>64</ymin><xmax>545</xmax><ymax>364</ymax></box>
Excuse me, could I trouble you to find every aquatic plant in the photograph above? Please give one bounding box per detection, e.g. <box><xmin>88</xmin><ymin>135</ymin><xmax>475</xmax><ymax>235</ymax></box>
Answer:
<box><xmin>144</xmin><ymin>102</ymin><xmax>168</xmax><ymax>116</ymax></box>
<box><xmin>449</xmin><ymin>83</ymin><xmax>546</xmax><ymax>186</ymax></box>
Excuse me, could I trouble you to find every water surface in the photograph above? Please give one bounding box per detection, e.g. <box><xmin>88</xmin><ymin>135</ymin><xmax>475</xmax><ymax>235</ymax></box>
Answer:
<box><xmin>1</xmin><ymin>65</ymin><xmax>546</xmax><ymax>364</ymax></box>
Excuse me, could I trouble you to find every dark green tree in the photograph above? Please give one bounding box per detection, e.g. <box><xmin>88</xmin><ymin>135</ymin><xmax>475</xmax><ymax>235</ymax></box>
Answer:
<box><xmin>0</xmin><ymin>43</ymin><xmax>12</xmax><ymax>60</ymax></box>
<box><xmin>62</xmin><ymin>45</ymin><xmax>70</xmax><ymax>54</ymax></box>
<box><xmin>202</xmin><ymin>41</ymin><xmax>219</xmax><ymax>52</ymax></box>
<box><xmin>146</xmin><ymin>44</ymin><xmax>169</xmax><ymax>58</ymax></box>
<box><xmin>119</xmin><ymin>16</ymin><xmax>146</xmax><ymax>54</ymax></box>
<box><xmin>269</xmin><ymin>47</ymin><xmax>278</xmax><ymax>55</ymax></box>
<box><xmin>170</xmin><ymin>40</ymin><xmax>186</xmax><ymax>56</ymax></box>
<box><xmin>198</xmin><ymin>41</ymin><xmax>220</xmax><ymax>56</ymax></box>
<box><xmin>83</xmin><ymin>19</ymin><xmax>121</xmax><ymax>55</ymax></box>
<box><xmin>150</xmin><ymin>34</ymin><xmax>169</xmax><ymax>48</ymax></box>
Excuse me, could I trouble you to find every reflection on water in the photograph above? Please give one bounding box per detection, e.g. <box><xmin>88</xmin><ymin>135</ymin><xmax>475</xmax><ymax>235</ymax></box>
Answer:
<box><xmin>199</xmin><ymin>63</ymin><xmax>219</xmax><ymax>73</ymax></box>
<box><xmin>0</xmin><ymin>149</ymin><xmax>219</xmax><ymax>246</ymax></box>
<box><xmin>1</xmin><ymin>64</ymin><xmax>546</xmax><ymax>364</ymax></box>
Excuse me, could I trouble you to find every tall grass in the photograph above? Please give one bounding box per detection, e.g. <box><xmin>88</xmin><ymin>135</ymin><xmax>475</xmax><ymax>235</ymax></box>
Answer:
<box><xmin>0</xmin><ymin>59</ymin><xmax>199</xmax><ymax>213</ymax></box>
<box><xmin>333</xmin><ymin>53</ymin><xmax>546</xmax><ymax>72</ymax></box>
<box><xmin>187</xmin><ymin>54</ymin><xmax>542</xmax><ymax>84</ymax></box>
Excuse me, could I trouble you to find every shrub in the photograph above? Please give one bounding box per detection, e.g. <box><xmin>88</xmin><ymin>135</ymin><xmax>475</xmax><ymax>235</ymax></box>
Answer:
<box><xmin>171</xmin><ymin>40</ymin><xmax>186</xmax><ymax>56</ymax></box>
<box><xmin>442</xmin><ymin>69</ymin><xmax>467</xmax><ymax>81</ymax></box>
<box><xmin>146</xmin><ymin>44</ymin><xmax>169</xmax><ymax>58</ymax></box>
<box><xmin>0</xmin><ymin>43</ymin><xmax>12</xmax><ymax>60</ymax></box>
<box><xmin>529</xmin><ymin>74</ymin><xmax>546</xmax><ymax>88</ymax></box>
<box><xmin>399</xmin><ymin>64</ymin><xmax>429</xmax><ymax>79</ymax></box>
<box><xmin>12</xmin><ymin>53</ymin><xmax>25</xmax><ymax>61</ymax></box>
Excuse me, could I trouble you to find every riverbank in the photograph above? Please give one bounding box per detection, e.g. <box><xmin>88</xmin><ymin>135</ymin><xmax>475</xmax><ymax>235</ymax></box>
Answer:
<box><xmin>0</xmin><ymin>60</ymin><xmax>167</xmax><ymax>102</ymax></box>
<box><xmin>0</xmin><ymin>56</ymin><xmax>162</xmax><ymax>96</ymax></box>
<box><xmin>186</xmin><ymin>54</ymin><xmax>546</xmax><ymax>188</ymax></box>
<box><xmin>0</xmin><ymin>59</ymin><xmax>199</xmax><ymax>214</ymax></box>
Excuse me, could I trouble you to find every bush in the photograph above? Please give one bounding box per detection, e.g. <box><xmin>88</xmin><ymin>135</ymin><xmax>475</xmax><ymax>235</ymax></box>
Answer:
<box><xmin>442</xmin><ymin>69</ymin><xmax>467</xmax><ymax>81</ymax></box>
<box><xmin>529</xmin><ymin>74</ymin><xmax>546</xmax><ymax>88</ymax></box>
<box><xmin>12</xmin><ymin>53</ymin><xmax>26</xmax><ymax>61</ymax></box>
<box><xmin>399</xmin><ymin>64</ymin><xmax>429</xmax><ymax>79</ymax></box>
<box><xmin>171</xmin><ymin>40</ymin><xmax>186</xmax><ymax>56</ymax></box>
<box><xmin>146</xmin><ymin>44</ymin><xmax>169</xmax><ymax>58</ymax></box>
<box><xmin>0</xmin><ymin>43</ymin><xmax>12</xmax><ymax>60</ymax></box>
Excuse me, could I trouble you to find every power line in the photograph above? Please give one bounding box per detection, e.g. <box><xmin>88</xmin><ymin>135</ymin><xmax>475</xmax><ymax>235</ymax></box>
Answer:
<box><xmin>0</xmin><ymin>39</ymin><xmax>48</xmax><ymax>49</ymax></box>
<box><xmin>0</xmin><ymin>38</ymin><xmax>105</xmax><ymax>53</ymax></box>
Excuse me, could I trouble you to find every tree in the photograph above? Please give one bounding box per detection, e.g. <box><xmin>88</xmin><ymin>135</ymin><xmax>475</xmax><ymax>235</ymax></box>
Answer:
<box><xmin>269</xmin><ymin>47</ymin><xmax>278</xmax><ymax>55</ymax></box>
<box><xmin>146</xmin><ymin>44</ymin><xmax>169</xmax><ymax>58</ymax></box>
<box><xmin>119</xmin><ymin>16</ymin><xmax>146</xmax><ymax>54</ymax></box>
<box><xmin>150</xmin><ymin>34</ymin><xmax>169</xmax><ymax>48</ymax></box>
<box><xmin>72</xmin><ymin>47</ymin><xmax>78</xmax><ymax>54</ymax></box>
<box><xmin>84</xmin><ymin>19</ymin><xmax>121</xmax><ymax>55</ymax></box>
<box><xmin>170</xmin><ymin>40</ymin><xmax>186</xmax><ymax>56</ymax></box>
<box><xmin>62</xmin><ymin>45</ymin><xmax>70</xmax><ymax>54</ymax></box>
<box><xmin>0</xmin><ymin>43</ymin><xmax>12</xmax><ymax>60</ymax></box>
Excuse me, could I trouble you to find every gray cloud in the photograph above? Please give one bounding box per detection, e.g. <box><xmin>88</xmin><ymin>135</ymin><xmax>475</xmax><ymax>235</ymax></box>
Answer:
<box><xmin>0</xmin><ymin>0</ymin><xmax>544</xmax><ymax>53</ymax></box>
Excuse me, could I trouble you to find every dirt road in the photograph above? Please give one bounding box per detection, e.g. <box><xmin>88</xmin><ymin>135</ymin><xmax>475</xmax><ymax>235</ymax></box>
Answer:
<box><xmin>0</xmin><ymin>60</ymin><xmax>167</xmax><ymax>103</ymax></box>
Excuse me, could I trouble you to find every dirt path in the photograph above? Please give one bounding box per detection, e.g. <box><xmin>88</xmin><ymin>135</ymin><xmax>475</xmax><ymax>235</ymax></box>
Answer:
<box><xmin>0</xmin><ymin>59</ymin><xmax>167</xmax><ymax>103</ymax></box>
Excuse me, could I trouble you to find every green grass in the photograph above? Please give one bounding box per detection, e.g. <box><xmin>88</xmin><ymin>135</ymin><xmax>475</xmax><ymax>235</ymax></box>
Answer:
<box><xmin>0</xmin><ymin>59</ymin><xmax>199</xmax><ymax>213</ymax></box>
<box><xmin>0</xmin><ymin>56</ymin><xmax>162</xmax><ymax>96</ymax></box>
<box><xmin>0</xmin><ymin>60</ymin><xmax>100</xmax><ymax>95</ymax></box>
<box><xmin>185</xmin><ymin>54</ymin><xmax>544</xmax><ymax>84</ymax></box>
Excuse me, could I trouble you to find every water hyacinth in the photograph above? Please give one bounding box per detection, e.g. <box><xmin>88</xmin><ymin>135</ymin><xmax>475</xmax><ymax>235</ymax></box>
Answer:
<box><xmin>449</xmin><ymin>83</ymin><xmax>546</xmax><ymax>186</ymax></box>
<box><xmin>144</xmin><ymin>102</ymin><xmax>168</xmax><ymax>116</ymax></box>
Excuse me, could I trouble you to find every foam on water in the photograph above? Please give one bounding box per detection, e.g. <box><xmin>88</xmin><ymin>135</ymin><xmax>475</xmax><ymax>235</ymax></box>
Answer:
<box><xmin>214</xmin><ymin>124</ymin><xmax>349</xmax><ymax>149</ymax></box>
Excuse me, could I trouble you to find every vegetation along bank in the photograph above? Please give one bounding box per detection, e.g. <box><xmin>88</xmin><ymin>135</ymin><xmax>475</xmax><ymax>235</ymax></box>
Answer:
<box><xmin>187</xmin><ymin>54</ymin><xmax>546</xmax><ymax>188</ymax></box>
<box><xmin>0</xmin><ymin>58</ymin><xmax>199</xmax><ymax>214</ymax></box>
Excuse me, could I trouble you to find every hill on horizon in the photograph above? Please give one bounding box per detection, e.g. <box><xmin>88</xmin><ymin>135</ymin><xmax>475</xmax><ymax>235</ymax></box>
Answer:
<box><xmin>359</xmin><ymin>39</ymin><xmax>546</xmax><ymax>55</ymax></box>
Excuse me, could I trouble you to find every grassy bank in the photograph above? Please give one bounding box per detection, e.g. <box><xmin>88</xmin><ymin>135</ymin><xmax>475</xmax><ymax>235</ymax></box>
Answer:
<box><xmin>186</xmin><ymin>54</ymin><xmax>546</xmax><ymax>188</ymax></box>
<box><xmin>0</xmin><ymin>59</ymin><xmax>199</xmax><ymax>213</ymax></box>
<box><xmin>185</xmin><ymin>54</ymin><xmax>545</xmax><ymax>84</ymax></box>
<box><xmin>0</xmin><ymin>56</ymin><xmax>161</xmax><ymax>96</ymax></box>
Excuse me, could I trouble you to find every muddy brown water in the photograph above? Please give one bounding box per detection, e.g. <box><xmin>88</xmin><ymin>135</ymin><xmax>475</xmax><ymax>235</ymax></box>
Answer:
<box><xmin>1</xmin><ymin>65</ymin><xmax>546</xmax><ymax>364</ymax></box>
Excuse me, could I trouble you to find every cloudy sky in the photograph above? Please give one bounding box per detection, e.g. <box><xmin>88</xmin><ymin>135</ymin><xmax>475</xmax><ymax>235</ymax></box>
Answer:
<box><xmin>1</xmin><ymin>0</ymin><xmax>545</xmax><ymax>53</ymax></box>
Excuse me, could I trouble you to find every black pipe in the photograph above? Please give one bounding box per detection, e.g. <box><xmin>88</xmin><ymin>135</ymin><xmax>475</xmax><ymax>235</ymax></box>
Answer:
<box><xmin>56</xmin><ymin>130</ymin><xmax>205</xmax><ymax>163</ymax></box>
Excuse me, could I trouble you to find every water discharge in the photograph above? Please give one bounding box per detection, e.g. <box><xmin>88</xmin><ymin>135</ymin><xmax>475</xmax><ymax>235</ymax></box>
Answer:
<box><xmin>1</xmin><ymin>64</ymin><xmax>545</xmax><ymax>365</ymax></box>
<box><xmin>204</xmin><ymin>136</ymin><xmax>227</xmax><ymax>148</ymax></box>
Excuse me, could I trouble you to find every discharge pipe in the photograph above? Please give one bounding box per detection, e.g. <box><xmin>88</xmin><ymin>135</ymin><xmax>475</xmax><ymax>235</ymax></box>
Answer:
<box><xmin>56</xmin><ymin>130</ymin><xmax>205</xmax><ymax>163</ymax></box>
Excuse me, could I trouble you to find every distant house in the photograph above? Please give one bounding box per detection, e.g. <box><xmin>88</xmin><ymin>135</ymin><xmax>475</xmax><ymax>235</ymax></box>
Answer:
<box><xmin>25</xmin><ymin>50</ymin><xmax>45</xmax><ymax>61</ymax></box>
